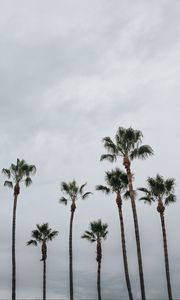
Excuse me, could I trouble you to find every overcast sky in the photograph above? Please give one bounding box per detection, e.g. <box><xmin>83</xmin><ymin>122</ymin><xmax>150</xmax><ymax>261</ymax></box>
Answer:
<box><xmin>0</xmin><ymin>0</ymin><xmax>180</xmax><ymax>299</ymax></box>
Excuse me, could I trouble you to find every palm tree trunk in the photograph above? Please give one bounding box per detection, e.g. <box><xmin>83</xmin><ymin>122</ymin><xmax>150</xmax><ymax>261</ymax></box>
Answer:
<box><xmin>124</xmin><ymin>158</ymin><xmax>146</xmax><ymax>300</ymax></box>
<box><xmin>12</xmin><ymin>183</ymin><xmax>19</xmax><ymax>300</ymax></box>
<box><xmin>160</xmin><ymin>212</ymin><xmax>172</xmax><ymax>300</ymax></box>
<box><xmin>96</xmin><ymin>239</ymin><xmax>102</xmax><ymax>300</ymax></box>
<box><xmin>69</xmin><ymin>202</ymin><xmax>76</xmax><ymax>300</ymax></box>
<box><xmin>116</xmin><ymin>192</ymin><xmax>133</xmax><ymax>300</ymax></box>
<box><xmin>43</xmin><ymin>260</ymin><xmax>46</xmax><ymax>300</ymax></box>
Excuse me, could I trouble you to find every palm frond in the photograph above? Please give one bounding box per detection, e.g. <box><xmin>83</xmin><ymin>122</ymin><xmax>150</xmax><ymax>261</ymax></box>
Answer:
<box><xmin>139</xmin><ymin>196</ymin><xmax>153</xmax><ymax>205</ymax></box>
<box><xmin>59</xmin><ymin>197</ymin><xmax>68</xmax><ymax>205</ymax></box>
<box><xmin>102</xmin><ymin>136</ymin><xmax>118</xmax><ymax>155</ymax></box>
<box><xmin>47</xmin><ymin>230</ymin><xmax>59</xmax><ymax>241</ymax></box>
<box><xmin>96</xmin><ymin>185</ymin><xmax>110</xmax><ymax>194</ymax></box>
<box><xmin>79</xmin><ymin>183</ymin><xmax>87</xmax><ymax>195</ymax></box>
<box><xmin>82</xmin><ymin>192</ymin><xmax>92</xmax><ymax>200</ymax></box>
<box><xmin>26</xmin><ymin>239</ymin><xmax>38</xmax><ymax>246</ymax></box>
<box><xmin>165</xmin><ymin>194</ymin><xmax>176</xmax><ymax>206</ymax></box>
<box><xmin>4</xmin><ymin>180</ymin><xmax>13</xmax><ymax>189</ymax></box>
<box><xmin>2</xmin><ymin>168</ymin><xmax>11</xmax><ymax>178</ymax></box>
<box><xmin>100</xmin><ymin>154</ymin><xmax>116</xmax><ymax>162</ymax></box>
<box><xmin>61</xmin><ymin>182</ymin><xmax>70</xmax><ymax>193</ymax></box>
<box><xmin>130</xmin><ymin>145</ymin><xmax>154</xmax><ymax>160</ymax></box>
<box><xmin>25</xmin><ymin>177</ymin><xmax>32</xmax><ymax>187</ymax></box>
<box><xmin>165</xmin><ymin>178</ymin><xmax>175</xmax><ymax>193</ymax></box>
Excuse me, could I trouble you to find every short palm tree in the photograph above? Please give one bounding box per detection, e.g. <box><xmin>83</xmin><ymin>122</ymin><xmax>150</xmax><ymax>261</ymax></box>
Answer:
<box><xmin>27</xmin><ymin>223</ymin><xmax>58</xmax><ymax>300</ymax></box>
<box><xmin>100</xmin><ymin>127</ymin><xmax>153</xmax><ymax>300</ymax></box>
<box><xmin>96</xmin><ymin>168</ymin><xmax>133</xmax><ymax>300</ymax></box>
<box><xmin>138</xmin><ymin>174</ymin><xmax>176</xmax><ymax>300</ymax></box>
<box><xmin>60</xmin><ymin>180</ymin><xmax>92</xmax><ymax>300</ymax></box>
<box><xmin>82</xmin><ymin>219</ymin><xmax>108</xmax><ymax>300</ymax></box>
<box><xmin>2</xmin><ymin>158</ymin><xmax>36</xmax><ymax>300</ymax></box>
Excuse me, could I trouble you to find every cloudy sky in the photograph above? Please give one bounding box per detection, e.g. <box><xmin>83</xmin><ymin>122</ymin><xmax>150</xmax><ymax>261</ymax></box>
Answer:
<box><xmin>0</xmin><ymin>0</ymin><xmax>180</xmax><ymax>299</ymax></box>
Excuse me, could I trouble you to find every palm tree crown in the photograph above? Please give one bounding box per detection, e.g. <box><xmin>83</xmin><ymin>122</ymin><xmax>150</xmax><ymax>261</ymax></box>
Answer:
<box><xmin>81</xmin><ymin>220</ymin><xmax>108</xmax><ymax>243</ymax></box>
<box><xmin>60</xmin><ymin>180</ymin><xmax>92</xmax><ymax>205</ymax></box>
<box><xmin>27</xmin><ymin>223</ymin><xmax>59</xmax><ymax>246</ymax></box>
<box><xmin>2</xmin><ymin>158</ymin><xmax>36</xmax><ymax>191</ymax></box>
<box><xmin>138</xmin><ymin>174</ymin><xmax>176</xmax><ymax>208</ymax></box>
<box><xmin>96</xmin><ymin>168</ymin><xmax>129</xmax><ymax>196</ymax></box>
<box><xmin>100</xmin><ymin>127</ymin><xmax>153</xmax><ymax>163</ymax></box>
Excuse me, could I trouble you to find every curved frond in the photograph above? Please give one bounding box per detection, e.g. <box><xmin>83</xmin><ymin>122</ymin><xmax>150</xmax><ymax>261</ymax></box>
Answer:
<box><xmin>96</xmin><ymin>185</ymin><xmax>110</xmax><ymax>194</ymax></box>
<box><xmin>79</xmin><ymin>183</ymin><xmax>87</xmax><ymax>195</ymax></box>
<box><xmin>82</xmin><ymin>192</ymin><xmax>92</xmax><ymax>200</ymax></box>
<box><xmin>2</xmin><ymin>168</ymin><xmax>11</xmax><ymax>178</ymax></box>
<box><xmin>25</xmin><ymin>177</ymin><xmax>32</xmax><ymax>187</ymax></box>
<box><xmin>130</xmin><ymin>145</ymin><xmax>154</xmax><ymax>160</ymax></box>
<box><xmin>59</xmin><ymin>197</ymin><xmax>68</xmax><ymax>205</ymax></box>
<box><xmin>26</xmin><ymin>239</ymin><xmax>38</xmax><ymax>246</ymax></box>
<box><xmin>165</xmin><ymin>194</ymin><xmax>176</xmax><ymax>206</ymax></box>
<box><xmin>100</xmin><ymin>154</ymin><xmax>116</xmax><ymax>162</ymax></box>
<box><xmin>165</xmin><ymin>178</ymin><xmax>175</xmax><ymax>193</ymax></box>
<box><xmin>139</xmin><ymin>196</ymin><xmax>154</xmax><ymax>205</ymax></box>
<box><xmin>47</xmin><ymin>230</ymin><xmax>59</xmax><ymax>241</ymax></box>
<box><xmin>61</xmin><ymin>182</ymin><xmax>70</xmax><ymax>193</ymax></box>
<box><xmin>4</xmin><ymin>180</ymin><xmax>13</xmax><ymax>189</ymax></box>
<box><xmin>102</xmin><ymin>136</ymin><xmax>118</xmax><ymax>155</ymax></box>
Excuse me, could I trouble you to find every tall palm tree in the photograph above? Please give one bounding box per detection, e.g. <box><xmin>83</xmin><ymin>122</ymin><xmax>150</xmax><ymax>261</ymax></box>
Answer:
<box><xmin>138</xmin><ymin>174</ymin><xmax>176</xmax><ymax>300</ymax></box>
<box><xmin>100</xmin><ymin>127</ymin><xmax>153</xmax><ymax>300</ymax></box>
<box><xmin>60</xmin><ymin>180</ymin><xmax>92</xmax><ymax>300</ymax></box>
<box><xmin>96</xmin><ymin>168</ymin><xmax>133</xmax><ymax>300</ymax></box>
<box><xmin>82</xmin><ymin>219</ymin><xmax>108</xmax><ymax>300</ymax></box>
<box><xmin>27</xmin><ymin>223</ymin><xmax>58</xmax><ymax>300</ymax></box>
<box><xmin>2</xmin><ymin>158</ymin><xmax>36</xmax><ymax>300</ymax></box>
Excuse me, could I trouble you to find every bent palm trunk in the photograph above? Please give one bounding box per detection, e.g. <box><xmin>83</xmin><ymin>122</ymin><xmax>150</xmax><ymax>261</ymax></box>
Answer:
<box><xmin>69</xmin><ymin>202</ymin><xmax>76</xmax><ymax>300</ymax></box>
<box><xmin>12</xmin><ymin>183</ymin><xmax>19</xmax><ymax>300</ymax></box>
<box><xmin>116</xmin><ymin>192</ymin><xmax>133</xmax><ymax>300</ymax></box>
<box><xmin>97</xmin><ymin>239</ymin><xmax>102</xmax><ymax>300</ymax></box>
<box><xmin>158</xmin><ymin>208</ymin><xmax>172</xmax><ymax>300</ymax></box>
<box><xmin>123</xmin><ymin>157</ymin><xmax>146</xmax><ymax>300</ymax></box>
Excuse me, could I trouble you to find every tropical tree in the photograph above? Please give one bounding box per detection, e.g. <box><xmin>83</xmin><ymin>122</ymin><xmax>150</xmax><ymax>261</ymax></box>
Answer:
<box><xmin>100</xmin><ymin>127</ymin><xmax>153</xmax><ymax>300</ymax></box>
<box><xmin>138</xmin><ymin>174</ymin><xmax>176</xmax><ymax>300</ymax></box>
<box><xmin>60</xmin><ymin>180</ymin><xmax>92</xmax><ymax>300</ymax></box>
<box><xmin>96</xmin><ymin>168</ymin><xmax>133</xmax><ymax>300</ymax></box>
<box><xmin>2</xmin><ymin>158</ymin><xmax>36</xmax><ymax>300</ymax></box>
<box><xmin>27</xmin><ymin>223</ymin><xmax>58</xmax><ymax>300</ymax></box>
<box><xmin>81</xmin><ymin>219</ymin><xmax>108</xmax><ymax>300</ymax></box>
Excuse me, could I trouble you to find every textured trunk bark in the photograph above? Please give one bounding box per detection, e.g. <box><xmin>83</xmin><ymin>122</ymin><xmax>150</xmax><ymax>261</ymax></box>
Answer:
<box><xmin>43</xmin><ymin>259</ymin><xmax>46</xmax><ymax>300</ymax></box>
<box><xmin>96</xmin><ymin>239</ymin><xmax>102</xmax><ymax>300</ymax></box>
<box><xmin>123</xmin><ymin>157</ymin><xmax>146</xmax><ymax>300</ymax></box>
<box><xmin>69</xmin><ymin>201</ymin><xmax>76</xmax><ymax>300</ymax></box>
<box><xmin>12</xmin><ymin>183</ymin><xmax>20</xmax><ymax>300</ymax></box>
<box><xmin>159</xmin><ymin>206</ymin><xmax>172</xmax><ymax>300</ymax></box>
<box><xmin>116</xmin><ymin>192</ymin><xmax>133</xmax><ymax>300</ymax></box>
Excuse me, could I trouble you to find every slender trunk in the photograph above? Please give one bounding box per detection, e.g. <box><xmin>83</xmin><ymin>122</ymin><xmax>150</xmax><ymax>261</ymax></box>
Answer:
<box><xmin>123</xmin><ymin>157</ymin><xmax>146</xmax><ymax>300</ymax></box>
<box><xmin>41</xmin><ymin>240</ymin><xmax>47</xmax><ymax>300</ymax></box>
<box><xmin>158</xmin><ymin>201</ymin><xmax>172</xmax><ymax>300</ymax></box>
<box><xmin>96</xmin><ymin>239</ymin><xmax>102</xmax><ymax>300</ymax></box>
<box><xmin>12</xmin><ymin>183</ymin><xmax>20</xmax><ymax>300</ymax></box>
<box><xmin>116</xmin><ymin>192</ymin><xmax>133</xmax><ymax>300</ymax></box>
<box><xmin>69</xmin><ymin>201</ymin><xmax>76</xmax><ymax>300</ymax></box>
<box><xmin>43</xmin><ymin>260</ymin><xmax>46</xmax><ymax>300</ymax></box>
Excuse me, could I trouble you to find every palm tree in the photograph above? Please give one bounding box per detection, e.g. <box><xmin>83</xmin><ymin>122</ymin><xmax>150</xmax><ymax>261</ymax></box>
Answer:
<box><xmin>2</xmin><ymin>158</ymin><xmax>36</xmax><ymax>300</ymax></box>
<box><xmin>138</xmin><ymin>174</ymin><xmax>176</xmax><ymax>300</ymax></box>
<box><xmin>60</xmin><ymin>180</ymin><xmax>92</xmax><ymax>300</ymax></box>
<box><xmin>27</xmin><ymin>223</ymin><xmax>58</xmax><ymax>300</ymax></box>
<box><xmin>100</xmin><ymin>127</ymin><xmax>153</xmax><ymax>300</ymax></box>
<box><xmin>96</xmin><ymin>168</ymin><xmax>133</xmax><ymax>300</ymax></box>
<box><xmin>82</xmin><ymin>219</ymin><xmax>108</xmax><ymax>300</ymax></box>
